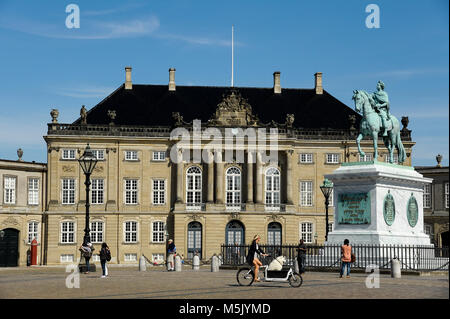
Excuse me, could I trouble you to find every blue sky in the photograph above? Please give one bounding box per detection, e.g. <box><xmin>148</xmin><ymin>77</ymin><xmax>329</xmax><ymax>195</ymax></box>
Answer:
<box><xmin>0</xmin><ymin>0</ymin><xmax>448</xmax><ymax>166</ymax></box>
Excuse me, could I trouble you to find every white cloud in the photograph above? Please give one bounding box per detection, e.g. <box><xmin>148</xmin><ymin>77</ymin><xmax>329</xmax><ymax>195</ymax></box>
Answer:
<box><xmin>55</xmin><ymin>86</ymin><xmax>116</xmax><ymax>98</ymax></box>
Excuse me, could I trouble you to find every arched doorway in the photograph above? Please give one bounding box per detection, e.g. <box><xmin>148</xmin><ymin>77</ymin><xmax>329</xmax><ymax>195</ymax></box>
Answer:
<box><xmin>0</xmin><ymin>228</ymin><xmax>19</xmax><ymax>267</ymax></box>
<box><xmin>187</xmin><ymin>222</ymin><xmax>202</xmax><ymax>260</ymax></box>
<box><xmin>225</xmin><ymin>220</ymin><xmax>245</xmax><ymax>265</ymax></box>
<box><xmin>267</xmin><ymin>222</ymin><xmax>282</xmax><ymax>256</ymax></box>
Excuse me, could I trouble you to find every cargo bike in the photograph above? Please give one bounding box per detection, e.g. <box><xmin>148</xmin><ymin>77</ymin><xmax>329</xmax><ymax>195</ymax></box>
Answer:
<box><xmin>236</xmin><ymin>255</ymin><xmax>303</xmax><ymax>287</ymax></box>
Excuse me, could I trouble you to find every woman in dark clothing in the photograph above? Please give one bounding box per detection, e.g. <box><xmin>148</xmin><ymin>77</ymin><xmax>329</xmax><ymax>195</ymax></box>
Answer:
<box><xmin>246</xmin><ymin>235</ymin><xmax>268</xmax><ymax>282</ymax></box>
<box><xmin>297</xmin><ymin>239</ymin><xmax>307</xmax><ymax>274</ymax></box>
<box><xmin>99</xmin><ymin>242</ymin><xmax>110</xmax><ymax>278</ymax></box>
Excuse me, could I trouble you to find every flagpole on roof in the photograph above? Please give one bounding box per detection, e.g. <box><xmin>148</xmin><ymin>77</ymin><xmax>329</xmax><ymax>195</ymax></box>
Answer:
<box><xmin>231</xmin><ymin>25</ymin><xmax>234</xmax><ymax>87</ymax></box>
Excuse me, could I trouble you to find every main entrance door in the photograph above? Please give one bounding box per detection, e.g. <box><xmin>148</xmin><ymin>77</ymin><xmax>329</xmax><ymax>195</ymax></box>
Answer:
<box><xmin>0</xmin><ymin>228</ymin><xmax>19</xmax><ymax>267</ymax></box>
<box><xmin>187</xmin><ymin>222</ymin><xmax>202</xmax><ymax>260</ymax></box>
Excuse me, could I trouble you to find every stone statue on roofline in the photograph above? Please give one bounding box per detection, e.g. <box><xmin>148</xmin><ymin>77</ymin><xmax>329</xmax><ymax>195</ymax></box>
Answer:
<box><xmin>80</xmin><ymin>105</ymin><xmax>87</xmax><ymax>125</ymax></box>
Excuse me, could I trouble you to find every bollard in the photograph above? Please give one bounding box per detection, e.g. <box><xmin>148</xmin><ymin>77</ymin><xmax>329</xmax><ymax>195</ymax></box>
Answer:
<box><xmin>391</xmin><ymin>258</ymin><xmax>401</xmax><ymax>278</ymax></box>
<box><xmin>193</xmin><ymin>255</ymin><xmax>200</xmax><ymax>271</ymax></box>
<box><xmin>211</xmin><ymin>255</ymin><xmax>219</xmax><ymax>272</ymax></box>
<box><xmin>175</xmin><ymin>255</ymin><xmax>182</xmax><ymax>272</ymax></box>
<box><xmin>139</xmin><ymin>256</ymin><xmax>146</xmax><ymax>272</ymax></box>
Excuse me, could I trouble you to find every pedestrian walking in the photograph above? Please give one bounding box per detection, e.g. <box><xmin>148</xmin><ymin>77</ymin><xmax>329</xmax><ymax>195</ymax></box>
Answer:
<box><xmin>167</xmin><ymin>239</ymin><xmax>176</xmax><ymax>271</ymax></box>
<box><xmin>297</xmin><ymin>239</ymin><xmax>307</xmax><ymax>274</ymax></box>
<box><xmin>80</xmin><ymin>242</ymin><xmax>94</xmax><ymax>274</ymax></box>
<box><xmin>245</xmin><ymin>235</ymin><xmax>268</xmax><ymax>282</ymax></box>
<box><xmin>340</xmin><ymin>239</ymin><xmax>352</xmax><ymax>278</ymax></box>
<box><xmin>99</xmin><ymin>242</ymin><xmax>111</xmax><ymax>278</ymax></box>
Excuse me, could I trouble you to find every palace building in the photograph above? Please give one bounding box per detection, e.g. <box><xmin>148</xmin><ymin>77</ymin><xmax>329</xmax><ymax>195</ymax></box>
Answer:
<box><xmin>3</xmin><ymin>67</ymin><xmax>416</xmax><ymax>266</ymax></box>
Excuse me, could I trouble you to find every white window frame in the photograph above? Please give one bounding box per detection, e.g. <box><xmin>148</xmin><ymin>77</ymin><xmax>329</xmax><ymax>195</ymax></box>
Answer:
<box><xmin>124</xmin><ymin>179</ymin><xmax>138</xmax><ymax>205</ymax></box>
<box><xmin>125</xmin><ymin>150</ymin><xmax>138</xmax><ymax>161</ymax></box>
<box><xmin>61</xmin><ymin>178</ymin><xmax>76</xmax><ymax>204</ymax></box>
<box><xmin>300</xmin><ymin>181</ymin><xmax>313</xmax><ymax>207</ymax></box>
<box><xmin>90</xmin><ymin>221</ymin><xmax>104</xmax><ymax>243</ymax></box>
<box><xmin>225</xmin><ymin>167</ymin><xmax>241</xmax><ymax>210</ymax></box>
<box><xmin>152</xmin><ymin>253</ymin><xmax>165</xmax><ymax>264</ymax></box>
<box><xmin>27</xmin><ymin>221</ymin><xmax>39</xmax><ymax>243</ymax></box>
<box><xmin>385</xmin><ymin>154</ymin><xmax>399</xmax><ymax>164</ymax></box>
<box><xmin>326</xmin><ymin>153</ymin><xmax>340</xmax><ymax>164</ymax></box>
<box><xmin>124</xmin><ymin>253</ymin><xmax>137</xmax><ymax>262</ymax></box>
<box><xmin>60</xmin><ymin>254</ymin><xmax>74</xmax><ymax>263</ymax></box>
<box><xmin>186</xmin><ymin>166</ymin><xmax>202</xmax><ymax>209</ymax></box>
<box><xmin>3</xmin><ymin>176</ymin><xmax>16</xmax><ymax>204</ymax></box>
<box><xmin>265</xmin><ymin>167</ymin><xmax>281</xmax><ymax>210</ymax></box>
<box><xmin>60</xmin><ymin>221</ymin><xmax>75</xmax><ymax>243</ymax></box>
<box><xmin>28</xmin><ymin>177</ymin><xmax>39</xmax><ymax>205</ymax></box>
<box><xmin>124</xmin><ymin>221</ymin><xmax>138</xmax><ymax>243</ymax></box>
<box><xmin>91</xmin><ymin>179</ymin><xmax>104</xmax><ymax>204</ymax></box>
<box><xmin>423</xmin><ymin>183</ymin><xmax>431</xmax><ymax>209</ymax></box>
<box><xmin>91</xmin><ymin>149</ymin><xmax>105</xmax><ymax>160</ymax></box>
<box><xmin>359</xmin><ymin>154</ymin><xmax>373</xmax><ymax>162</ymax></box>
<box><xmin>152</xmin><ymin>179</ymin><xmax>166</xmax><ymax>205</ymax></box>
<box><xmin>300</xmin><ymin>222</ymin><xmax>314</xmax><ymax>244</ymax></box>
<box><xmin>445</xmin><ymin>182</ymin><xmax>449</xmax><ymax>209</ymax></box>
<box><xmin>151</xmin><ymin>221</ymin><xmax>165</xmax><ymax>243</ymax></box>
<box><xmin>62</xmin><ymin>149</ymin><xmax>76</xmax><ymax>160</ymax></box>
<box><xmin>299</xmin><ymin>153</ymin><xmax>313</xmax><ymax>164</ymax></box>
<box><xmin>152</xmin><ymin>151</ymin><xmax>166</xmax><ymax>161</ymax></box>
<box><xmin>328</xmin><ymin>222</ymin><xmax>334</xmax><ymax>233</ymax></box>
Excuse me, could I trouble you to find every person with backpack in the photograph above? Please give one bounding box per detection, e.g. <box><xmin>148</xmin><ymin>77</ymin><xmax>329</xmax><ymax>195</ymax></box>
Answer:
<box><xmin>99</xmin><ymin>242</ymin><xmax>111</xmax><ymax>278</ymax></box>
<box><xmin>80</xmin><ymin>242</ymin><xmax>94</xmax><ymax>274</ymax></box>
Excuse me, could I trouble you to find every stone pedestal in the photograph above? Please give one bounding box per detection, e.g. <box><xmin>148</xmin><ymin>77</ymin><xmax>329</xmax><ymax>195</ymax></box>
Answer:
<box><xmin>325</xmin><ymin>161</ymin><xmax>432</xmax><ymax>246</ymax></box>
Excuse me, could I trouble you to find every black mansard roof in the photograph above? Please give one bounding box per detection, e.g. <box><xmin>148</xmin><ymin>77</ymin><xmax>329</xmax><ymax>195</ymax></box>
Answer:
<box><xmin>72</xmin><ymin>84</ymin><xmax>361</xmax><ymax>130</ymax></box>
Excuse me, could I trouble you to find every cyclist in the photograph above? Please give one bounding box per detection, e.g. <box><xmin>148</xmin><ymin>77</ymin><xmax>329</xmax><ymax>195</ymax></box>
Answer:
<box><xmin>246</xmin><ymin>235</ymin><xmax>268</xmax><ymax>282</ymax></box>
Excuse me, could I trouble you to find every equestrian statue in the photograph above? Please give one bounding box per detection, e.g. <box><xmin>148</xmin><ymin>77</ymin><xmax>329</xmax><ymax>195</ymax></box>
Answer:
<box><xmin>352</xmin><ymin>81</ymin><xmax>406</xmax><ymax>164</ymax></box>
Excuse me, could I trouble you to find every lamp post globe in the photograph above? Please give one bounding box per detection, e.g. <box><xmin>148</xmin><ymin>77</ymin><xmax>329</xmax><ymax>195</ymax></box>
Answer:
<box><xmin>320</xmin><ymin>178</ymin><xmax>334</xmax><ymax>242</ymax></box>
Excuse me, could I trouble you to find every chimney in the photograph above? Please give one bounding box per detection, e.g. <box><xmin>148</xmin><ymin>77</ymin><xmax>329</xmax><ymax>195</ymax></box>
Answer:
<box><xmin>125</xmin><ymin>66</ymin><xmax>132</xmax><ymax>90</ymax></box>
<box><xmin>273</xmin><ymin>71</ymin><xmax>281</xmax><ymax>94</ymax></box>
<box><xmin>169</xmin><ymin>68</ymin><xmax>176</xmax><ymax>91</ymax></box>
<box><xmin>314</xmin><ymin>72</ymin><xmax>323</xmax><ymax>94</ymax></box>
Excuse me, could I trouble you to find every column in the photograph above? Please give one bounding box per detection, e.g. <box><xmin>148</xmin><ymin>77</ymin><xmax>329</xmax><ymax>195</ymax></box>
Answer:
<box><xmin>207</xmin><ymin>150</ymin><xmax>214</xmax><ymax>203</ymax></box>
<box><xmin>256</xmin><ymin>151</ymin><xmax>263</xmax><ymax>204</ymax></box>
<box><xmin>286</xmin><ymin>150</ymin><xmax>293</xmax><ymax>204</ymax></box>
<box><xmin>215</xmin><ymin>151</ymin><xmax>224</xmax><ymax>204</ymax></box>
<box><xmin>176</xmin><ymin>148</ymin><xmax>183</xmax><ymax>203</ymax></box>
<box><xmin>247</xmin><ymin>151</ymin><xmax>254</xmax><ymax>203</ymax></box>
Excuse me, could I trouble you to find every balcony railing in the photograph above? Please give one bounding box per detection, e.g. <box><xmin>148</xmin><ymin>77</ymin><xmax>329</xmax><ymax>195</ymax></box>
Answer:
<box><xmin>186</xmin><ymin>203</ymin><xmax>206</xmax><ymax>211</ymax></box>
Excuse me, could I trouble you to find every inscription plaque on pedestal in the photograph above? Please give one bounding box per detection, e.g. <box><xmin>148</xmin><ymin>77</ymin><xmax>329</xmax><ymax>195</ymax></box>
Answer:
<box><xmin>338</xmin><ymin>193</ymin><xmax>371</xmax><ymax>224</ymax></box>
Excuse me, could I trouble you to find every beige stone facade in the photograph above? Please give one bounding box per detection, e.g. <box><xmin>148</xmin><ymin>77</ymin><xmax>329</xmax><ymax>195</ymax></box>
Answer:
<box><xmin>0</xmin><ymin>159</ymin><xmax>47</xmax><ymax>266</ymax></box>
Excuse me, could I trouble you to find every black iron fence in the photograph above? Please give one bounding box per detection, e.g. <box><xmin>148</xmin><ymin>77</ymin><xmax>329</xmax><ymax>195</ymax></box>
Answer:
<box><xmin>220</xmin><ymin>244</ymin><xmax>449</xmax><ymax>271</ymax></box>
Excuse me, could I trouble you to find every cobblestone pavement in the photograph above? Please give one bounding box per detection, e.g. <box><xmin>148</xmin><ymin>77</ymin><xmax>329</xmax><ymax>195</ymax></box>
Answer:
<box><xmin>0</xmin><ymin>266</ymin><xmax>448</xmax><ymax>299</ymax></box>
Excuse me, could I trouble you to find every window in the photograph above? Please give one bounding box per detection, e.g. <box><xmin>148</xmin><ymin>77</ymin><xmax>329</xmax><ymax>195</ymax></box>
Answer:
<box><xmin>300</xmin><ymin>153</ymin><xmax>313</xmax><ymax>163</ymax></box>
<box><xmin>124</xmin><ymin>179</ymin><xmax>138</xmax><ymax>205</ymax></box>
<box><xmin>62</xmin><ymin>179</ymin><xmax>75</xmax><ymax>204</ymax></box>
<box><xmin>328</xmin><ymin>189</ymin><xmax>334</xmax><ymax>207</ymax></box>
<box><xmin>152</xmin><ymin>253</ymin><xmax>165</xmax><ymax>264</ymax></box>
<box><xmin>60</xmin><ymin>254</ymin><xmax>74</xmax><ymax>263</ymax></box>
<box><xmin>328</xmin><ymin>223</ymin><xmax>334</xmax><ymax>233</ymax></box>
<box><xmin>300</xmin><ymin>181</ymin><xmax>313</xmax><ymax>207</ymax></box>
<box><xmin>186</xmin><ymin>166</ymin><xmax>202</xmax><ymax>209</ymax></box>
<box><xmin>423</xmin><ymin>184</ymin><xmax>431</xmax><ymax>209</ymax></box>
<box><xmin>226</xmin><ymin>167</ymin><xmax>241</xmax><ymax>209</ymax></box>
<box><xmin>91</xmin><ymin>179</ymin><xmax>104</xmax><ymax>204</ymax></box>
<box><xmin>188</xmin><ymin>222</ymin><xmax>202</xmax><ymax>259</ymax></box>
<box><xmin>300</xmin><ymin>222</ymin><xmax>313</xmax><ymax>243</ymax></box>
<box><xmin>265</xmin><ymin>168</ymin><xmax>280</xmax><ymax>208</ymax></box>
<box><xmin>385</xmin><ymin>154</ymin><xmax>399</xmax><ymax>164</ymax></box>
<box><xmin>27</xmin><ymin>221</ymin><xmax>39</xmax><ymax>243</ymax></box>
<box><xmin>152</xmin><ymin>221</ymin><xmax>165</xmax><ymax>243</ymax></box>
<box><xmin>62</xmin><ymin>149</ymin><xmax>76</xmax><ymax>160</ymax></box>
<box><xmin>125</xmin><ymin>151</ymin><xmax>138</xmax><ymax>161</ymax></box>
<box><xmin>28</xmin><ymin>178</ymin><xmax>39</xmax><ymax>205</ymax></box>
<box><xmin>445</xmin><ymin>182</ymin><xmax>449</xmax><ymax>209</ymax></box>
<box><xmin>3</xmin><ymin>176</ymin><xmax>16</xmax><ymax>204</ymax></box>
<box><xmin>90</xmin><ymin>221</ymin><xmax>104</xmax><ymax>243</ymax></box>
<box><xmin>152</xmin><ymin>151</ymin><xmax>166</xmax><ymax>161</ymax></box>
<box><xmin>124</xmin><ymin>221</ymin><xmax>138</xmax><ymax>243</ymax></box>
<box><xmin>326</xmin><ymin>154</ymin><xmax>339</xmax><ymax>164</ymax></box>
<box><xmin>359</xmin><ymin>154</ymin><xmax>373</xmax><ymax>162</ymax></box>
<box><xmin>267</xmin><ymin>222</ymin><xmax>282</xmax><ymax>245</ymax></box>
<box><xmin>61</xmin><ymin>221</ymin><xmax>75</xmax><ymax>243</ymax></box>
<box><xmin>92</xmin><ymin>149</ymin><xmax>105</xmax><ymax>160</ymax></box>
<box><xmin>124</xmin><ymin>253</ymin><xmax>137</xmax><ymax>262</ymax></box>
<box><xmin>152</xmin><ymin>179</ymin><xmax>166</xmax><ymax>205</ymax></box>
<box><xmin>424</xmin><ymin>224</ymin><xmax>433</xmax><ymax>237</ymax></box>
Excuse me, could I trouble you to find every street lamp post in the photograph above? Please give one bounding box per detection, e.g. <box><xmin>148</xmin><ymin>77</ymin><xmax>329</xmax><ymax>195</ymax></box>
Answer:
<box><xmin>320</xmin><ymin>178</ymin><xmax>334</xmax><ymax>242</ymax></box>
<box><xmin>78</xmin><ymin>144</ymin><xmax>98</xmax><ymax>247</ymax></box>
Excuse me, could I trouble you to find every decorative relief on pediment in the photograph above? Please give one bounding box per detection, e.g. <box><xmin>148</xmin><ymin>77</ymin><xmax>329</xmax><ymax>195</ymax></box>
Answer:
<box><xmin>94</xmin><ymin>165</ymin><xmax>104</xmax><ymax>173</ymax></box>
<box><xmin>62</xmin><ymin>165</ymin><xmax>75</xmax><ymax>172</ymax></box>
<box><xmin>208</xmin><ymin>90</ymin><xmax>260</xmax><ymax>127</ymax></box>
<box><xmin>1</xmin><ymin>216</ymin><xmax>20</xmax><ymax>226</ymax></box>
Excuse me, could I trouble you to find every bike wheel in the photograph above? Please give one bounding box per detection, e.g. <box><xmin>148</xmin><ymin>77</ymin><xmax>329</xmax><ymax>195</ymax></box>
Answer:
<box><xmin>288</xmin><ymin>273</ymin><xmax>303</xmax><ymax>288</ymax></box>
<box><xmin>237</xmin><ymin>267</ymin><xmax>254</xmax><ymax>286</ymax></box>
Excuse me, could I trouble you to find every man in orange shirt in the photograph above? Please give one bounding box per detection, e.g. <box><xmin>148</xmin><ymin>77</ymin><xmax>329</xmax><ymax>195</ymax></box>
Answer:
<box><xmin>340</xmin><ymin>239</ymin><xmax>352</xmax><ymax>278</ymax></box>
